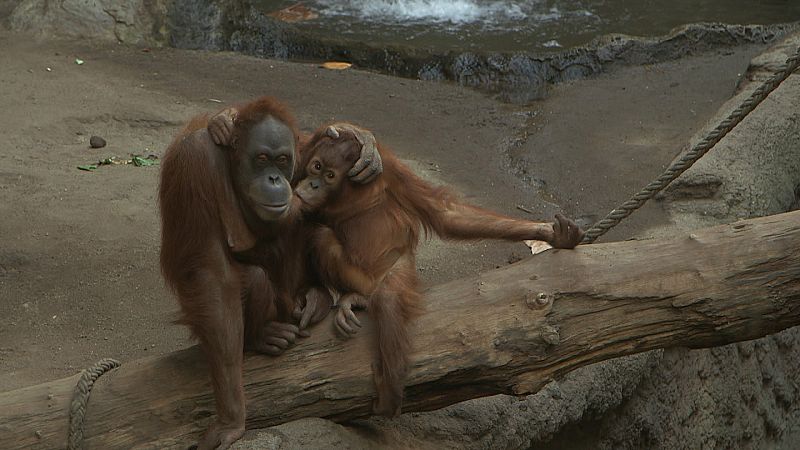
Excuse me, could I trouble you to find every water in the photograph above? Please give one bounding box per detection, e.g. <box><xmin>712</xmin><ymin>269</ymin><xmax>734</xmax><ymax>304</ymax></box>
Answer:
<box><xmin>256</xmin><ymin>0</ymin><xmax>800</xmax><ymax>52</ymax></box>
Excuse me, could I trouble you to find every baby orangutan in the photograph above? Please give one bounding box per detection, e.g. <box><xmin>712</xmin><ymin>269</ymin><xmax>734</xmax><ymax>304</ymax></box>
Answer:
<box><xmin>295</xmin><ymin>125</ymin><xmax>583</xmax><ymax>417</ymax></box>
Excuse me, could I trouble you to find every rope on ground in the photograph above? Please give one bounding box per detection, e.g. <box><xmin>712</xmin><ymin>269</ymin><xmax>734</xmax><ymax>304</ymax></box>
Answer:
<box><xmin>581</xmin><ymin>45</ymin><xmax>800</xmax><ymax>244</ymax></box>
<box><xmin>67</xmin><ymin>358</ymin><xmax>121</xmax><ymax>450</ymax></box>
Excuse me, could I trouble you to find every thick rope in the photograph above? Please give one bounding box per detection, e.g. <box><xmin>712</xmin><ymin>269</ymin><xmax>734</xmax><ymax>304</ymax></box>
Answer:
<box><xmin>67</xmin><ymin>358</ymin><xmax>121</xmax><ymax>450</ymax></box>
<box><xmin>582</xmin><ymin>46</ymin><xmax>800</xmax><ymax>244</ymax></box>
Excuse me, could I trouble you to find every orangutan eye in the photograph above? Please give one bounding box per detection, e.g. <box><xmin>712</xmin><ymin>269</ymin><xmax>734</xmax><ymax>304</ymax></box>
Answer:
<box><xmin>313</xmin><ymin>161</ymin><xmax>322</xmax><ymax>171</ymax></box>
<box><xmin>275</xmin><ymin>155</ymin><xmax>289</xmax><ymax>165</ymax></box>
<box><xmin>257</xmin><ymin>154</ymin><xmax>268</xmax><ymax>162</ymax></box>
<box><xmin>326</xmin><ymin>171</ymin><xmax>335</xmax><ymax>179</ymax></box>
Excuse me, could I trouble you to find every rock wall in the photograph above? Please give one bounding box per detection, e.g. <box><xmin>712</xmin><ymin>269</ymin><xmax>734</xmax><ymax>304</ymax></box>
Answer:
<box><xmin>583</xmin><ymin>32</ymin><xmax>800</xmax><ymax>450</ymax></box>
<box><xmin>659</xmin><ymin>35</ymin><xmax>800</xmax><ymax>229</ymax></box>
<box><xmin>9</xmin><ymin>0</ymin><xmax>169</xmax><ymax>44</ymax></box>
<box><xmin>528</xmin><ymin>32</ymin><xmax>800</xmax><ymax>450</ymax></box>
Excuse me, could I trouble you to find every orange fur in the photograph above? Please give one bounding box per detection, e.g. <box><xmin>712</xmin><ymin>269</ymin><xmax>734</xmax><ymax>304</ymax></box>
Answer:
<box><xmin>159</xmin><ymin>97</ymin><xmax>322</xmax><ymax>448</ymax></box>
<box><xmin>303</xmin><ymin>128</ymin><xmax>560</xmax><ymax>416</ymax></box>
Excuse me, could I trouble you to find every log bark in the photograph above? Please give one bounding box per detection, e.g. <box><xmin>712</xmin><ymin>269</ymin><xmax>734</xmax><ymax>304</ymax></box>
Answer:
<box><xmin>2</xmin><ymin>211</ymin><xmax>800</xmax><ymax>449</ymax></box>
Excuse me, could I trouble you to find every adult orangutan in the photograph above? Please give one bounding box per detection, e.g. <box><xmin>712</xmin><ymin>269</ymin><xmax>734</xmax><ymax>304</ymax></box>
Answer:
<box><xmin>293</xmin><ymin>125</ymin><xmax>584</xmax><ymax>417</ymax></box>
<box><xmin>158</xmin><ymin>97</ymin><xmax>381</xmax><ymax>449</ymax></box>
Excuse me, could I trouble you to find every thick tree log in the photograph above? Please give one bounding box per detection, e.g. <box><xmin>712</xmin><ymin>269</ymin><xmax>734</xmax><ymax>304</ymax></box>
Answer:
<box><xmin>2</xmin><ymin>211</ymin><xmax>800</xmax><ymax>449</ymax></box>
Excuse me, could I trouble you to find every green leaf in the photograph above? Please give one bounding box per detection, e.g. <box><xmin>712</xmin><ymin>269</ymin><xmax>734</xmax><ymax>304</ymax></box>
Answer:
<box><xmin>131</xmin><ymin>155</ymin><xmax>158</xmax><ymax>167</ymax></box>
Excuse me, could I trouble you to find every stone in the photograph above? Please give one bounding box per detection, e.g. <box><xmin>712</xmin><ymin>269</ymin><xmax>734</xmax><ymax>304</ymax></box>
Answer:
<box><xmin>89</xmin><ymin>136</ymin><xmax>106</xmax><ymax>149</ymax></box>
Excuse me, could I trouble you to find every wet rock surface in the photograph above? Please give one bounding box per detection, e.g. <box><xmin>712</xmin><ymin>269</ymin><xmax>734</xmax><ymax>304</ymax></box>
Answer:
<box><xmin>9</xmin><ymin>1</ymin><xmax>799</xmax><ymax>101</ymax></box>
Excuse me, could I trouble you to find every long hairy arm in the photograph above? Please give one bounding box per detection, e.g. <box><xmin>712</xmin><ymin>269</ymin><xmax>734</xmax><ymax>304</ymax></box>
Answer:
<box><xmin>380</xmin><ymin>149</ymin><xmax>582</xmax><ymax>248</ymax></box>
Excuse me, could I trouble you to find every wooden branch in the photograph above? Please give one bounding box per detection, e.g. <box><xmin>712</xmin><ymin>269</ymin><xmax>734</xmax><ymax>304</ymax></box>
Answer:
<box><xmin>3</xmin><ymin>211</ymin><xmax>800</xmax><ymax>449</ymax></box>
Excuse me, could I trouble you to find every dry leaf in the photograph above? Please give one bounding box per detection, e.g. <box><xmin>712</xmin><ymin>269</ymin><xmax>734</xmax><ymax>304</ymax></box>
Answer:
<box><xmin>321</xmin><ymin>62</ymin><xmax>353</xmax><ymax>70</ymax></box>
<box><xmin>268</xmin><ymin>3</ymin><xmax>319</xmax><ymax>23</ymax></box>
<box><xmin>524</xmin><ymin>240</ymin><xmax>553</xmax><ymax>255</ymax></box>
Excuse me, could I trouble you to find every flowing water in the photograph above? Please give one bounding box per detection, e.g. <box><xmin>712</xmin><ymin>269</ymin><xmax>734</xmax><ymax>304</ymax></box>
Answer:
<box><xmin>256</xmin><ymin>0</ymin><xmax>800</xmax><ymax>52</ymax></box>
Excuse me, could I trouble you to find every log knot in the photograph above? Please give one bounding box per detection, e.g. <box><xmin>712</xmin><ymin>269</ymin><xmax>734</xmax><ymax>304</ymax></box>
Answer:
<box><xmin>526</xmin><ymin>292</ymin><xmax>553</xmax><ymax>309</ymax></box>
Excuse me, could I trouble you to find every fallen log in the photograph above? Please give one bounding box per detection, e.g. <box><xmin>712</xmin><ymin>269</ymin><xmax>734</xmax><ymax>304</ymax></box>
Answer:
<box><xmin>2</xmin><ymin>211</ymin><xmax>800</xmax><ymax>449</ymax></box>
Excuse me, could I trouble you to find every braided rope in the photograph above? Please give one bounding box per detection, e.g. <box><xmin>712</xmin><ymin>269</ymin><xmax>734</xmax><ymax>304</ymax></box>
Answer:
<box><xmin>67</xmin><ymin>358</ymin><xmax>121</xmax><ymax>450</ymax></box>
<box><xmin>582</xmin><ymin>46</ymin><xmax>800</xmax><ymax>244</ymax></box>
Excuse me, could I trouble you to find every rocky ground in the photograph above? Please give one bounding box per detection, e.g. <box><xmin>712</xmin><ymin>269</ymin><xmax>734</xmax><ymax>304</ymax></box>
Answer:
<box><xmin>1</xmin><ymin>4</ymin><xmax>798</xmax><ymax>449</ymax></box>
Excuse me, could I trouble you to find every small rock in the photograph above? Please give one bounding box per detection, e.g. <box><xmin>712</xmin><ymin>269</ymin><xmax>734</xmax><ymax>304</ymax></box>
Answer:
<box><xmin>549</xmin><ymin>385</ymin><xmax>563</xmax><ymax>399</ymax></box>
<box><xmin>89</xmin><ymin>136</ymin><xmax>107</xmax><ymax>148</ymax></box>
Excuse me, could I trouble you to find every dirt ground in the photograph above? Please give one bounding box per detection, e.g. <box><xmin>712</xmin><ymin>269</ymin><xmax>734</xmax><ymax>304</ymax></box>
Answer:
<box><xmin>0</xmin><ymin>20</ymin><xmax>767</xmax><ymax>398</ymax></box>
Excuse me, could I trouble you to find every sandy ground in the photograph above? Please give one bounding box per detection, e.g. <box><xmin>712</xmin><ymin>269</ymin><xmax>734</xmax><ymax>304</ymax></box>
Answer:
<box><xmin>0</xmin><ymin>22</ymin><xmax>767</xmax><ymax>394</ymax></box>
